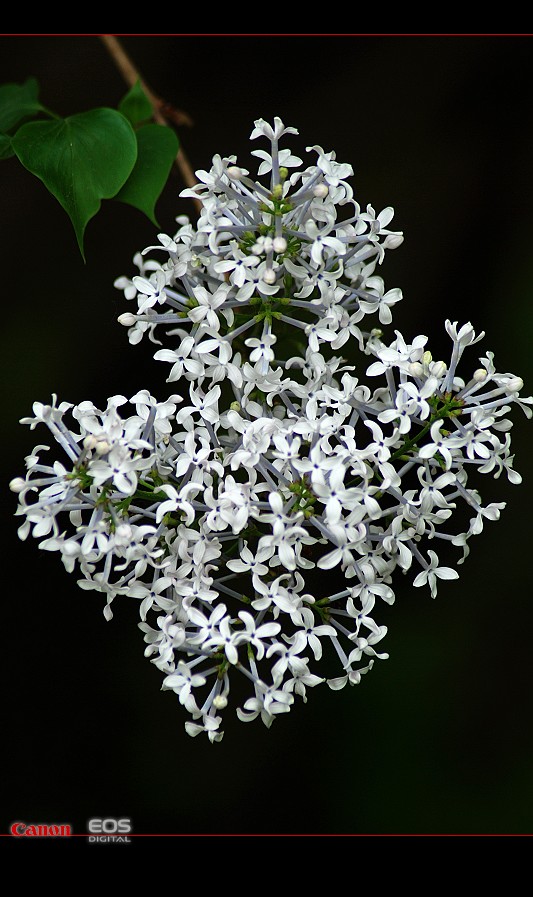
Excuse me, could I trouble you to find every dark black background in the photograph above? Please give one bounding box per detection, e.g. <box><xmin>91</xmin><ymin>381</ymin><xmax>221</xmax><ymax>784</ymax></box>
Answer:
<box><xmin>2</xmin><ymin>34</ymin><xmax>533</xmax><ymax>839</ymax></box>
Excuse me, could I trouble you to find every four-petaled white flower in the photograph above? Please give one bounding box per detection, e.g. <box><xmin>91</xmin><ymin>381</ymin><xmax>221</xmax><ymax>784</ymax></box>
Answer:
<box><xmin>413</xmin><ymin>550</ymin><xmax>459</xmax><ymax>598</ymax></box>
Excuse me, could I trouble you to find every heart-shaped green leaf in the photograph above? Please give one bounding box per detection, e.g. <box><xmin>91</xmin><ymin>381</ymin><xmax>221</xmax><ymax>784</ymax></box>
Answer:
<box><xmin>118</xmin><ymin>79</ymin><xmax>153</xmax><ymax>126</ymax></box>
<box><xmin>0</xmin><ymin>77</ymin><xmax>45</xmax><ymax>132</ymax></box>
<box><xmin>114</xmin><ymin>123</ymin><xmax>179</xmax><ymax>225</ymax></box>
<box><xmin>12</xmin><ymin>108</ymin><xmax>137</xmax><ymax>256</ymax></box>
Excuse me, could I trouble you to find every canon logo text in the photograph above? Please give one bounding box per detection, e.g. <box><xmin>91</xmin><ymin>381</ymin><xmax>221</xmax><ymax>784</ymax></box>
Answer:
<box><xmin>11</xmin><ymin>822</ymin><xmax>72</xmax><ymax>837</ymax></box>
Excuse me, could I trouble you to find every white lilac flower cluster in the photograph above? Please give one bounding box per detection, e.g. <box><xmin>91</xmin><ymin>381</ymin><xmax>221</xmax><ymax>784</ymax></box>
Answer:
<box><xmin>11</xmin><ymin>117</ymin><xmax>532</xmax><ymax>742</ymax></box>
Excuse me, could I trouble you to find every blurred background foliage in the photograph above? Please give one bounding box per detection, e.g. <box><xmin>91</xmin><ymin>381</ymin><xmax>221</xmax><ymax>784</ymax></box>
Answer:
<box><xmin>2</xmin><ymin>34</ymin><xmax>533</xmax><ymax>837</ymax></box>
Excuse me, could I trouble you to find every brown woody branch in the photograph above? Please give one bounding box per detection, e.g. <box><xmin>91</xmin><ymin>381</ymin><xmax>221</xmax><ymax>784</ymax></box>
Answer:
<box><xmin>99</xmin><ymin>34</ymin><xmax>201</xmax><ymax>215</ymax></box>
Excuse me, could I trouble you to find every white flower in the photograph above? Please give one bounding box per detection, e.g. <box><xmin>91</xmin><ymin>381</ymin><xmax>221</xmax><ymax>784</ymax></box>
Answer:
<box><xmin>133</xmin><ymin>269</ymin><xmax>168</xmax><ymax>313</ymax></box>
<box><xmin>89</xmin><ymin>443</ymin><xmax>153</xmax><ymax>495</ymax></box>
<box><xmin>304</xmin><ymin>220</ymin><xmax>346</xmax><ymax>267</ymax></box>
<box><xmin>237</xmin><ymin>611</ymin><xmax>281</xmax><ymax>660</ymax></box>
<box><xmin>251</xmin><ymin>146</ymin><xmax>303</xmax><ymax>176</ymax></box>
<box><xmin>256</xmin><ymin>492</ymin><xmax>308</xmax><ymax>571</ymax></box>
<box><xmin>214</xmin><ymin>247</ymin><xmax>260</xmax><ymax>287</ymax></box>
<box><xmin>358</xmin><ymin>277</ymin><xmax>403</xmax><ymax>325</ymax></box>
<box><xmin>226</xmin><ymin>543</ymin><xmax>269</xmax><ymax>579</ymax></box>
<box><xmin>154</xmin><ymin>337</ymin><xmax>204</xmax><ymax>381</ymax></box>
<box><xmin>203</xmin><ymin>615</ymin><xmax>244</xmax><ymax>665</ymax></box>
<box><xmin>413</xmin><ymin>550</ymin><xmax>459</xmax><ymax>598</ymax></box>
<box><xmin>176</xmin><ymin>385</ymin><xmax>221</xmax><ymax>426</ymax></box>
<box><xmin>290</xmin><ymin>606</ymin><xmax>336</xmax><ymax>660</ymax></box>
<box><xmin>188</xmin><ymin>283</ymin><xmax>231</xmax><ymax>331</ymax></box>
<box><xmin>187</xmin><ymin>603</ymin><xmax>228</xmax><ymax>645</ymax></box>
<box><xmin>163</xmin><ymin>660</ymin><xmax>206</xmax><ymax>710</ymax></box>
<box><xmin>245</xmin><ymin>329</ymin><xmax>277</xmax><ymax>373</ymax></box>
<box><xmin>250</xmin><ymin>117</ymin><xmax>298</xmax><ymax>143</ymax></box>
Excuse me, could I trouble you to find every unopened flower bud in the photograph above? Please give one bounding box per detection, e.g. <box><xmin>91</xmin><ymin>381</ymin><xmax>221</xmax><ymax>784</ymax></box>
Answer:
<box><xmin>83</xmin><ymin>434</ymin><xmax>98</xmax><ymax>451</ymax></box>
<box><xmin>95</xmin><ymin>439</ymin><xmax>111</xmax><ymax>456</ymax></box>
<box><xmin>263</xmin><ymin>268</ymin><xmax>277</xmax><ymax>285</ymax></box>
<box><xmin>273</xmin><ymin>236</ymin><xmax>287</xmax><ymax>253</ymax></box>
<box><xmin>118</xmin><ymin>313</ymin><xmax>137</xmax><ymax>326</ymax></box>
<box><xmin>473</xmin><ymin>368</ymin><xmax>488</xmax><ymax>382</ymax></box>
<box><xmin>431</xmin><ymin>360</ymin><xmax>447</xmax><ymax>378</ymax></box>
<box><xmin>213</xmin><ymin>694</ymin><xmax>228</xmax><ymax>710</ymax></box>
<box><xmin>115</xmin><ymin>524</ymin><xmax>133</xmax><ymax>543</ymax></box>
<box><xmin>313</xmin><ymin>183</ymin><xmax>329</xmax><ymax>198</ymax></box>
<box><xmin>408</xmin><ymin>362</ymin><xmax>424</xmax><ymax>377</ymax></box>
<box><xmin>384</xmin><ymin>234</ymin><xmax>404</xmax><ymax>249</ymax></box>
<box><xmin>9</xmin><ymin>477</ymin><xmax>26</xmax><ymax>493</ymax></box>
<box><xmin>227</xmin><ymin>166</ymin><xmax>243</xmax><ymax>180</ymax></box>
<box><xmin>423</xmin><ymin>351</ymin><xmax>433</xmax><ymax>366</ymax></box>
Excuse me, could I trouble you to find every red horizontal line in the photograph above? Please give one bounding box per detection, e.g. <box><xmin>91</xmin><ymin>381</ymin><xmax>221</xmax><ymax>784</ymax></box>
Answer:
<box><xmin>2</xmin><ymin>33</ymin><xmax>533</xmax><ymax>37</ymax></box>
<box><xmin>2</xmin><ymin>832</ymin><xmax>533</xmax><ymax>837</ymax></box>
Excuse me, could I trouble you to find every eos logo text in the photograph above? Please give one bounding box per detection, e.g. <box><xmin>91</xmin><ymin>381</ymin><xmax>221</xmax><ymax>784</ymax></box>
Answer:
<box><xmin>87</xmin><ymin>818</ymin><xmax>132</xmax><ymax>843</ymax></box>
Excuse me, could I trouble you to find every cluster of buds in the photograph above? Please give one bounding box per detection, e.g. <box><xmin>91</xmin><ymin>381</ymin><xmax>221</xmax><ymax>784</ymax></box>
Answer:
<box><xmin>11</xmin><ymin>118</ymin><xmax>531</xmax><ymax>741</ymax></box>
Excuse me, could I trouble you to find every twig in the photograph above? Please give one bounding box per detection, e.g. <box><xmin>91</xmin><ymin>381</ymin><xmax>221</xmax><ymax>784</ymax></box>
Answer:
<box><xmin>99</xmin><ymin>34</ymin><xmax>201</xmax><ymax>215</ymax></box>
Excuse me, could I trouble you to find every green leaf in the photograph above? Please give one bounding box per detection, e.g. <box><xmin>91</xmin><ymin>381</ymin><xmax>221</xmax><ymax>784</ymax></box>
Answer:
<box><xmin>114</xmin><ymin>123</ymin><xmax>179</xmax><ymax>225</ymax></box>
<box><xmin>0</xmin><ymin>133</ymin><xmax>14</xmax><ymax>159</ymax></box>
<box><xmin>12</xmin><ymin>108</ymin><xmax>137</xmax><ymax>257</ymax></box>
<box><xmin>0</xmin><ymin>77</ymin><xmax>45</xmax><ymax>132</ymax></box>
<box><xmin>118</xmin><ymin>79</ymin><xmax>153</xmax><ymax>126</ymax></box>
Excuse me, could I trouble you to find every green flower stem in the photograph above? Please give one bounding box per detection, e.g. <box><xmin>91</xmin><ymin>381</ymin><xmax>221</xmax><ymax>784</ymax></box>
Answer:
<box><xmin>388</xmin><ymin>419</ymin><xmax>434</xmax><ymax>463</ymax></box>
<box><xmin>389</xmin><ymin>395</ymin><xmax>464</xmax><ymax>463</ymax></box>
